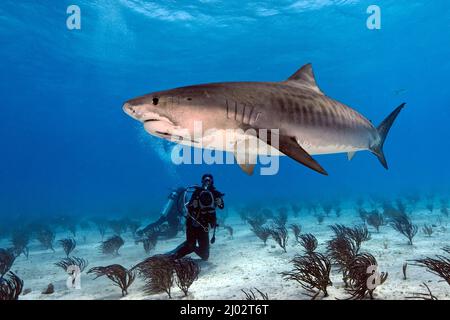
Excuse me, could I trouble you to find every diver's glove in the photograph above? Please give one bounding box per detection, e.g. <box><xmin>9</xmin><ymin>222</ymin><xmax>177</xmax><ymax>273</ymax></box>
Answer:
<box><xmin>215</xmin><ymin>197</ymin><xmax>224</xmax><ymax>209</ymax></box>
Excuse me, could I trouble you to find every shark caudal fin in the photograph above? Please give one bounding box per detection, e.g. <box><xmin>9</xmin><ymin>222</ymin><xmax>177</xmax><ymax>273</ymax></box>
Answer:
<box><xmin>370</xmin><ymin>103</ymin><xmax>405</xmax><ymax>169</ymax></box>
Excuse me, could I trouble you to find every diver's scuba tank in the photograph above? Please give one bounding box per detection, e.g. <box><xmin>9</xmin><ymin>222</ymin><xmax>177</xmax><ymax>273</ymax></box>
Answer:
<box><xmin>161</xmin><ymin>197</ymin><xmax>174</xmax><ymax>217</ymax></box>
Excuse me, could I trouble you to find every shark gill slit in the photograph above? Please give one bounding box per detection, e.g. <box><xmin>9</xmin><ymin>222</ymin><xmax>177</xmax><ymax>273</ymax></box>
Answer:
<box><xmin>247</xmin><ymin>105</ymin><xmax>254</xmax><ymax>125</ymax></box>
<box><xmin>253</xmin><ymin>112</ymin><xmax>261</xmax><ymax>125</ymax></box>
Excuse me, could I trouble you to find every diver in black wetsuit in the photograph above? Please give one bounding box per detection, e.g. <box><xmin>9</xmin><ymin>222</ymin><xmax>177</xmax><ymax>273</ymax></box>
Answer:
<box><xmin>169</xmin><ymin>174</ymin><xmax>224</xmax><ymax>261</ymax></box>
<box><xmin>136</xmin><ymin>187</ymin><xmax>186</xmax><ymax>239</ymax></box>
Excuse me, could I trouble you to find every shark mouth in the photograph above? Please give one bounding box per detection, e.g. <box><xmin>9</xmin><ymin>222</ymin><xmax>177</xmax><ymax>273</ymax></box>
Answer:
<box><xmin>141</xmin><ymin>112</ymin><xmax>172</xmax><ymax>123</ymax></box>
<box><xmin>154</xmin><ymin>131</ymin><xmax>199</xmax><ymax>144</ymax></box>
<box><xmin>142</xmin><ymin>118</ymin><xmax>198</xmax><ymax>144</ymax></box>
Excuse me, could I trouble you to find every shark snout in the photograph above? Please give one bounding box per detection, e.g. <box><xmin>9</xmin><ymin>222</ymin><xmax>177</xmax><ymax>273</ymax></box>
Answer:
<box><xmin>122</xmin><ymin>102</ymin><xmax>173</xmax><ymax>126</ymax></box>
<box><xmin>123</xmin><ymin>102</ymin><xmax>135</xmax><ymax>117</ymax></box>
<box><xmin>123</xmin><ymin>102</ymin><xmax>146</xmax><ymax>121</ymax></box>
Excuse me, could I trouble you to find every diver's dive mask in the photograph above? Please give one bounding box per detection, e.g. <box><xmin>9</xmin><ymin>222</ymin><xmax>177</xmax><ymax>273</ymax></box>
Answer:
<box><xmin>202</xmin><ymin>177</ymin><xmax>212</xmax><ymax>189</ymax></box>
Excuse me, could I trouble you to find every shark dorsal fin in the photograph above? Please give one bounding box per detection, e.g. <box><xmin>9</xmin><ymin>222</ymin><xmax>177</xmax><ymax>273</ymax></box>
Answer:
<box><xmin>285</xmin><ymin>63</ymin><xmax>323</xmax><ymax>94</ymax></box>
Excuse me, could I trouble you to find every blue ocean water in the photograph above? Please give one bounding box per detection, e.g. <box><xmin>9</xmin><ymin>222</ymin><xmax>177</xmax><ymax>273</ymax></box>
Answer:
<box><xmin>0</xmin><ymin>0</ymin><xmax>449</xmax><ymax>219</ymax></box>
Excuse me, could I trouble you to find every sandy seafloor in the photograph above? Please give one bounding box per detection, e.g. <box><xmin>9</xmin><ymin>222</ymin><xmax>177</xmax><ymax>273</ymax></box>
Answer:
<box><xmin>2</xmin><ymin>204</ymin><xmax>449</xmax><ymax>300</ymax></box>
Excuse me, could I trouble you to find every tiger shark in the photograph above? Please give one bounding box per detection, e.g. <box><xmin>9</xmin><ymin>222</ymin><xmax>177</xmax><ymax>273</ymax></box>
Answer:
<box><xmin>123</xmin><ymin>64</ymin><xmax>404</xmax><ymax>175</ymax></box>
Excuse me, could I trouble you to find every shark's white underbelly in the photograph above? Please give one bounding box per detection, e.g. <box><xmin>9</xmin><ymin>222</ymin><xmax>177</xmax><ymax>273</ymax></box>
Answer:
<box><xmin>165</xmin><ymin>129</ymin><xmax>365</xmax><ymax>156</ymax></box>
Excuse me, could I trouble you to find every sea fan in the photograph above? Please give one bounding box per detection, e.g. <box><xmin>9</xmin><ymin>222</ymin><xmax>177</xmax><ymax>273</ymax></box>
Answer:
<box><xmin>345</xmin><ymin>253</ymin><xmax>388</xmax><ymax>300</ymax></box>
<box><xmin>412</xmin><ymin>248</ymin><xmax>450</xmax><ymax>285</ymax></box>
<box><xmin>36</xmin><ymin>228</ymin><xmax>55</xmax><ymax>252</ymax></box>
<box><xmin>58</xmin><ymin>238</ymin><xmax>76</xmax><ymax>257</ymax></box>
<box><xmin>390</xmin><ymin>213</ymin><xmax>418</xmax><ymax>245</ymax></box>
<box><xmin>55</xmin><ymin>256</ymin><xmax>89</xmax><ymax>273</ymax></box>
<box><xmin>358</xmin><ymin>208</ymin><xmax>368</xmax><ymax>223</ymax></box>
<box><xmin>141</xmin><ymin>231</ymin><xmax>158</xmax><ymax>254</ymax></box>
<box><xmin>91</xmin><ymin>218</ymin><xmax>108</xmax><ymax>240</ymax></box>
<box><xmin>173</xmin><ymin>257</ymin><xmax>201</xmax><ymax>296</ymax></box>
<box><xmin>326</xmin><ymin>234</ymin><xmax>358</xmax><ymax>286</ymax></box>
<box><xmin>315</xmin><ymin>213</ymin><xmax>325</xmax><ymax>224</ymax></box>
<box><xmin>329</xmin><ymin>224</ymin><xmax>371</xmax><ymax>252</ymax></box>
<box><xmin>268</xmin><ymin>226</ymin><xmax>288</xmax><ymax>253</ymax></box>
<box><xmin>366</xmin><ymin>210</ymin><xmax>384</xmax><ymax>232</ymax></box>
<box><xmin>248</xmin><ymin>219</ymin><xmax>270</xmax><ymax>245</ymax></box>
<box><xmin>282</xmin><ymin>252</ymin><xmax>332</xmax><ymax>300</ymax></box>
<box><xmin>347</xmin><ymin>225</ymin><xmax>371</xmax><ymax>250</ymax></box>
<box><xmin>0</xmin><ymin>272</ymin><xmax>24</xmax><ymax>300</ymax></box>
<box><xmin>406</xmin><ymin>282</ymin><xmax>438</xmax><ymax>300</ymax></box>
<box><xmin>247</xmin><ymin>215</ymin><xmax>267</xmax><ymax>229</ymax></box>
<box><xmin>100</xmin><ymin>235</ymin><xmax>124</xmax><ymax>256</ymax></box>
<box><xmin>242</xmin><ymin>288</ymin><xmax>269</xmax><ymax>300</ymax></box>
<box><xmin>53</xmin><ymin>215</ymin><xmax>77</xmax><ymax>237</ymax></box>
<box><xmin>88</xmin><ymin>264</ymin><xmax>136</xmax><ymax>297</ymax></box>
<box><xmin>289</xmin><ymin>224</ymin><xmax>302</xmax><ymax>243</ymax></box>
<box><xmin>422</xmin><ymin>224</ymin><xmax>433</xmax><ymax>237</ymax></box>
<box><xmin>274</xmin><ymin>208</ymin><xmax>288</xmax><ymax>227</ymax></box>
<box><xmin>133</xmin><ymin>254</ymin><xmax>175</xmax><ymax>298</ymax></box>
<box><xmin>298</xmin><ymin>233</ymin><xmax>318</xmax><ymax>254</ymax></box>
<box><xmin>10</xmin><ymin>229</ymin><xmax>30</xmax><ymax>259</ymax></box>
<box><xmin>0</xmin><ymin>248</ymin><xmax>16</xmax><ymax>279</ymax></box>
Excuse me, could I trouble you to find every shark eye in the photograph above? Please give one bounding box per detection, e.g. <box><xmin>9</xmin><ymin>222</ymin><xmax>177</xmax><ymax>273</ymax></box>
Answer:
<box><xmin>152</xmin><ymin>97</ymin><xmax>159</xmax><ymax>105</ymax></box>
<box><xmin>187</xmin><ymin>97</ymin><xmax>192</xmax><ymax>101</ymax></box>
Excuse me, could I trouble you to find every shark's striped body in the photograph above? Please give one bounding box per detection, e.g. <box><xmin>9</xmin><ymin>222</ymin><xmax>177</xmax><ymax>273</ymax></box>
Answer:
<box><xmin>123</xmin><ymin>64</ymin><xmax>404</xmax><ymax>175</ymax></box>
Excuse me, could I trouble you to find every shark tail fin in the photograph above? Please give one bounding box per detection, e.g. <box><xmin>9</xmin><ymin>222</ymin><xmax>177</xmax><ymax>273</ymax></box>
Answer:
<box><xmin>370</xmin><ymin>103</ymin><xmax>405</xmax><ymax>169</ymax></box>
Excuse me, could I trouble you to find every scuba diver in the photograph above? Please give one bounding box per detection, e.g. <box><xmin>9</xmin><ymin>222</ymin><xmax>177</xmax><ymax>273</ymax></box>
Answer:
<box><xmin>169</xmin><ymin>174</ymin><xmax>225</xmax><ymax>261</ymax></box>
<box><xmin>136</xmin><ymin>187</ymin><xmax>186</xmax><ymax>239</ymax></box>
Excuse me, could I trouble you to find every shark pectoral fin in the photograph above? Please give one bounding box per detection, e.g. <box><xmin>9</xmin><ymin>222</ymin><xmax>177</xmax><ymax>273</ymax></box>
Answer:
<box><xmin>347</xmin><ymin>151</ymin><xmax>356</xmax><ymax>161</ymax></box>
<box><xmin>237</xmin><ymin>162</ymin><xmax>255</xmax><ymax>175</ymax></box>
<box><xmin>280</xmin><ymin>136</ymin><xmax>328</xmax><ymax>175</ymax></box>
<box><xmin>263</xmin><ymin>132</ymin><xmax>328</xmax><ymax>175</ymax></box>
<box><xmin>234</xmin><ymin>139</ymin><xmax>257</xmax><ymax>176</ymax></box>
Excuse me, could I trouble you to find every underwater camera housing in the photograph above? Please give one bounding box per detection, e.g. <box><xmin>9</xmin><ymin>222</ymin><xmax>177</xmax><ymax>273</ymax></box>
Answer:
<box><xmin>198</xmin><ymin>190</ymin><xmax>215</xmax><ymax>211</ymax></box>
